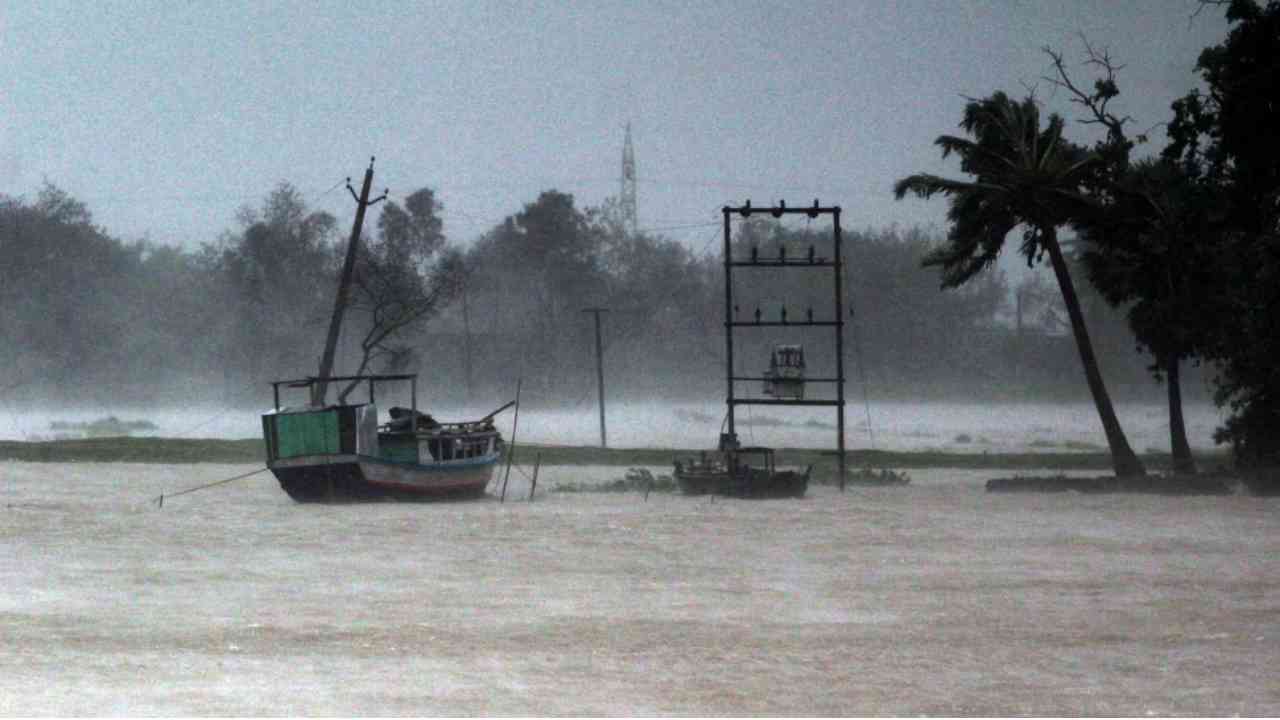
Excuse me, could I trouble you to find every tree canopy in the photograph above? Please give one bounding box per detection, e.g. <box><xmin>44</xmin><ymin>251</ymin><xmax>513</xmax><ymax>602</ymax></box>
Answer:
<box><xmin>1160</xmin><ymin>0</ymin><xmax>1280</xmax><ymax>478</ymax></box>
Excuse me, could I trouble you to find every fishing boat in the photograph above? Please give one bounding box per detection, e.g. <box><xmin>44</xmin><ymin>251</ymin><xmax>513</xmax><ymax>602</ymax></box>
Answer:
<box><xmin>674</xmin><ymin>441</ymin><xmax>810</xmax><ymax>499</ymax></box>
<box><xmin>263</xmin><ymin>374</ymin><xmax>508</xmax><ymax>502</ymax></box>
<box><xmin>260</xmin><ymin>158</ymin><xmax>510</xmax><ymax>503</ymax></box>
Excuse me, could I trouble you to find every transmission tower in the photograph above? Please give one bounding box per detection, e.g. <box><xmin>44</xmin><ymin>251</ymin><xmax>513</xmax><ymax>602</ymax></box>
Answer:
<box><xmin>620</xmin><ymin>122</ymin><xmax>637</xmax><ymax>235</ymax></box>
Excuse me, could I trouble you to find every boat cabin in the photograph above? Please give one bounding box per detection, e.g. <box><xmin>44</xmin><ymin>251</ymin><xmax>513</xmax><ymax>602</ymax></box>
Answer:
<box><xmin>733</xmin><ymin>445</ymin><xmax>776</xmax><ymax>474</ymax></box>
<box><xmin>262</xmin><ymin>374</ymin><xmax>501</xmax><ymax>467</ymax></box>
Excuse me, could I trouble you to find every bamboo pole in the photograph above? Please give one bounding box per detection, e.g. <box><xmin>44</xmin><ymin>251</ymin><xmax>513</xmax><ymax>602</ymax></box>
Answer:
<box><xmin>528</xmin><ymin>452</ymin><xmax>541</xmax><ymax>502</ymax></box>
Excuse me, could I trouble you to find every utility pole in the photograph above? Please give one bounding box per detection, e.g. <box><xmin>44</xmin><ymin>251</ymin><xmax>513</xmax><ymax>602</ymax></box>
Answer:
<box><xmin>583</xmin><ymin>307</ymin><xmax>609</xmax><ymax>448</ymax></box>
<box><xmin>313</xmin><ymin>157</ymin><xmax>387</xmax><ymax>406</ymax></box>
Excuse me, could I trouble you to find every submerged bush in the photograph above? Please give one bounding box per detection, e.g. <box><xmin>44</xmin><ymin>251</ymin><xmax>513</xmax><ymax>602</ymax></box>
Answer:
<box><xmin>552</xmin><ymin>467</ymin><xmax>677</xmax><ymax>494</ymax></box>
<box><xmin>816</xmin><ymin>466</ymin><xmax>910</xmax><ymax>486</ymax></box>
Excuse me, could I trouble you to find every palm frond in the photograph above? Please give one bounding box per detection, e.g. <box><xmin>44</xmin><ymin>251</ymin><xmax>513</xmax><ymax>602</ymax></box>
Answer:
<box><xmin>897</xmin><ymin>91</ymin><xmax>1114</xmax><ymax>289</ymax></box>
<box><xmin>893</xmin><ymin>174</ymin><xmax>1005</xmax><ymax>200</ymax></box>
<box><xmin>934</xmin><ymin>134</ymin><xmax>977</xmax><ymax>161</ymax></box>
<box><xmin>1059</xmin><ymin>154</ymin><xmax>1101</xmax><ymax>181</ymax></box>
<box><xmin>1036</xmin><ymin>115</ymin><xmax>1065</xmax><ymax>173</ymax></box>
<box><xmin>921</xmin><ymin>190</ymin><xmax>1019</xmax><ymax>287</ymax></box>
<box><xmin>935</xmin><ymin>135</ymin><xmax>1020</xmax><ymax>173</ymax></box>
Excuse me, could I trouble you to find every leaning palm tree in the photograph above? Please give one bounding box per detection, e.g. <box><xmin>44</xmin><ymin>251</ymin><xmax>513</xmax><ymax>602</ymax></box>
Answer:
<box><xmin>894</xmin><ymin>92</ymin><xmax>1145</xmax><ymax>477</ymax></box>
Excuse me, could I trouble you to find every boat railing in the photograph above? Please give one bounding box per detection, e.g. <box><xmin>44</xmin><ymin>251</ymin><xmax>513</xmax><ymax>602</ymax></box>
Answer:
<box><xmin>270</xmin><ymin>374</ymin><xmax>420</xmax><ymax>416</ymax></box>
<box><xmin>378</xmin><ymin>421</ymin><xmax>501</xmax><ymax>437</ymax></box>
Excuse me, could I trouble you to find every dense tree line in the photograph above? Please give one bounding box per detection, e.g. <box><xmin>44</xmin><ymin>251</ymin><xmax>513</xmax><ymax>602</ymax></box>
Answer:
<box><xmin>1</xmin><ymin>178</ymin><xmax>1165</xmax><ymax>412</ymax></box>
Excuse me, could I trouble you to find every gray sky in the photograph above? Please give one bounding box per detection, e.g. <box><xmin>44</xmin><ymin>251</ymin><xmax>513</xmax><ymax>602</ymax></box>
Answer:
<box><xmin>3</xmin><ymin>0</ymin><xmax>1227</xmax><ymax>256</ymax></box>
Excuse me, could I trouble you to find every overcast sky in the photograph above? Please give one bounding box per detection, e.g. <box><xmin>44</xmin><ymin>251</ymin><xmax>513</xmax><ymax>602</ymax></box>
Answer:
<box><xmin>3</xmin><ymin>1</ymin><xmax>1228</xmax><ymax>258</ymax></box>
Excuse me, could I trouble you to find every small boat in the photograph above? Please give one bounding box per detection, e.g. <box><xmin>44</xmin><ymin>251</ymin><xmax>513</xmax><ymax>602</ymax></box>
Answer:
<box><xmin>263</xmin><ymin>374</ymin><xmax>508</xmax><ymax>502</ymax></box>
<box><xmin>674</xmin><ymin>445</ymin><xmax>810</xmax><ymax>499</ymax></box>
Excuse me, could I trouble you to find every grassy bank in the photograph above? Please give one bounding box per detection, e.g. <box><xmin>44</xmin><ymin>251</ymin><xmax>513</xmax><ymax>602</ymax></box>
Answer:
<box><xmin>0</xmin><ymin>437</ymin><xmax>266</xmax><ymax>464</ymax></box>
<box><xmin>0</xmin><ymin>436</ymin><xmax>1226</xmax><ymax>472</ymax></box>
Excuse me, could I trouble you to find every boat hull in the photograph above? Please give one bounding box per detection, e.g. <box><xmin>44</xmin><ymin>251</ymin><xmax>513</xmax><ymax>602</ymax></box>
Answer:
<box><xmin>269</xmin><ymin>453</ymin><xmax>497</xmax><ymax>503</ymax></box>
<box><xmin>675</xmin><ymin>466</ymin><xmax>809</xmax><ymax>499</ymax></box>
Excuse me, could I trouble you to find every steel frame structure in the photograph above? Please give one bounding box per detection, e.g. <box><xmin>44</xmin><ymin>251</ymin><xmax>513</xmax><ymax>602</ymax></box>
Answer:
<box><xmin>721</xmin><ymin>201</ymin><xmax>847</xmax><ymax>491</ymax></box>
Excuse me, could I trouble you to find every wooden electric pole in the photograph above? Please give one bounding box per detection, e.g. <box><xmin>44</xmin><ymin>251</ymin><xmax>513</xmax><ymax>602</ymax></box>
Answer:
<box><xmin>583</xmin><ymin>307</ymin><xmax>609</xmax><ymax>448</ymax></box>
<box><xmin>313</xmin><ymin>157</ymin><xmax>387</xmax><ymax>406</ymax></box>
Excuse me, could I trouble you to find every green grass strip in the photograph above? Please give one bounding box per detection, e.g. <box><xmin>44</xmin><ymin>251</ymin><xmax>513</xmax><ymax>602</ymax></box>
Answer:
<box><xmin>0</xmin><ymin>437</ymin><xmax>1227</xmax><ymax>470</ymax></box>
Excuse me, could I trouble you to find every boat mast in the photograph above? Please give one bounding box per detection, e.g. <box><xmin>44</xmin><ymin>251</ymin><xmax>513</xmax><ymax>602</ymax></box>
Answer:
<box><xmin>312</xmin><ymin>157</ymin><xmax>386</xmax><ymax>406</ymax></box>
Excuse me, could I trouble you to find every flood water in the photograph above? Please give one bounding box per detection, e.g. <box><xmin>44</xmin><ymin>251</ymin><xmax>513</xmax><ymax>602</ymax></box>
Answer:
<box><xmin>3</xmin><ymin>462</ymin><xmax>1277</xmax><ymax>715</ymax></box>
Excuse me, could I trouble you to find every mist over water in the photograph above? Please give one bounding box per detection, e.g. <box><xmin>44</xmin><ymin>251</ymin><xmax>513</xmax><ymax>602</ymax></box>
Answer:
<box><xmin>2</xmin><ymin>400</ymin><xmax>1227</xmax><ymax>455</ymax></box>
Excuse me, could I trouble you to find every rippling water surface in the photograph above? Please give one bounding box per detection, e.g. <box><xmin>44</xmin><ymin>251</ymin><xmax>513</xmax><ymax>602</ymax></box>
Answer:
<box><xmin>2</xmin><ymin>462</ymin><xmax>1277</xmax><ymax>715</ymax></box>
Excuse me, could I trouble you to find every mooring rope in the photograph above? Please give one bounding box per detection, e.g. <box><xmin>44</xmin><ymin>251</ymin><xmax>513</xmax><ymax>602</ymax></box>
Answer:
<box><xmin>153</xmin><ymin>467</ymin><xmax>269</xmax><ymax>508</ymax></box>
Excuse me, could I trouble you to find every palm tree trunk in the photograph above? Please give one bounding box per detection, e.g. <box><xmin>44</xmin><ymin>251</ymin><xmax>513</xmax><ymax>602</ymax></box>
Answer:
<box><xmin>1042</xmin><ymin>228</ymin><xmax>1146</xmax><ymax>477</ymax></box>
<box><xmin>1165</xmin><ymin>353</ymin><xmax>1196</xmax><ymax>474</ymax></box>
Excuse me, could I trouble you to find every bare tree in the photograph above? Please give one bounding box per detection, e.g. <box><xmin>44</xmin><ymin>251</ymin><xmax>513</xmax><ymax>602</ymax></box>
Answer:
<box><xmin>336</xmin><ymin>188</ymin><xmax>464</xmax><ymax>402</ymax></box>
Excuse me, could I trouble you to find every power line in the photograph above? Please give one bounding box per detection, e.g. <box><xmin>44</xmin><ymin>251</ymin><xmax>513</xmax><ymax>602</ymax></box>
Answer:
<box><xmin>636</xmin><ymin>220</ymin><xmax>720</xmax><ymax>234</ymax></box>
<box><xmin>38</xmin><ymin>174</ymin><xmax>861</xmax><ymax>213</ymax></box>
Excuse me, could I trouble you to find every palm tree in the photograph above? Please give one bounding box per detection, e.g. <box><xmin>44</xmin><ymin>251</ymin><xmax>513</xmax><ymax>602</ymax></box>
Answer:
<box><xmin>894</xmin><ymin>92</ymin><xmax>1145</xmax><ymax>477</ymax></box>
